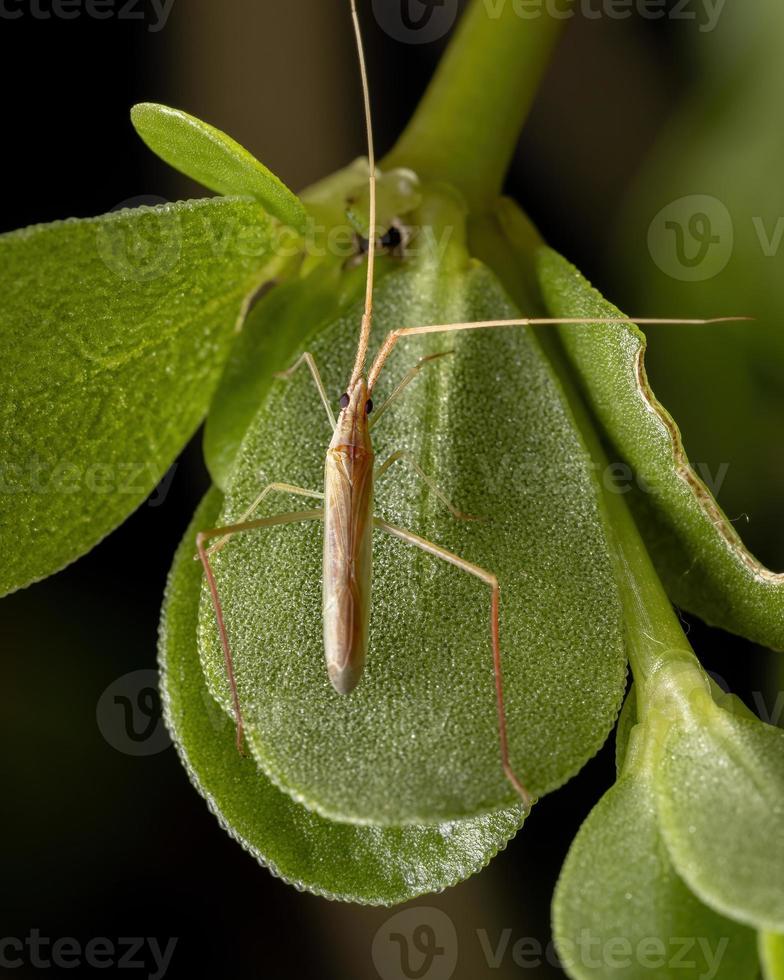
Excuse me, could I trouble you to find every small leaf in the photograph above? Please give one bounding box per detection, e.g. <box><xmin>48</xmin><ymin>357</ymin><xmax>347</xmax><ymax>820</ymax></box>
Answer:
<box><xmin>160</xmin><ymin>488</ymin><xmax>525</xmax><ymax>905</ymax></box>
<box><xmin>553</xmin><ymin>719</ymin><xmax>757</xmax><ymax>980</ymax></box>
<box><xmin>535</xmin><ymin>244</ymin><xmax>784</xmax><ymax>651</ymax></box>
<box><xmin>131</xmin><ymin>103</ymin><xmax>308</xmax><ymax>233</ymax></box>
<box><xmin>553</xmin><ymin>738</ymin><xmax>756</xmax><ymax>978</ymax></box>
<box><xmin>0</xmin><ymin>198</ymin><xmax>273</xmax><ymax>595</ymax></box>
<box><xmin>197</xmin><ymin>194</ymin><xmax>627</xmax><ymax>825</ymax></box>
<box><xmin>759</xmin><ymin>932</ymin><xmax>784</xmax><ymax>980</ymax></box>
<box><xmin>653</xmin><ymin>685</ymin><xmax>784</xmax><ymax>932</ymax></box>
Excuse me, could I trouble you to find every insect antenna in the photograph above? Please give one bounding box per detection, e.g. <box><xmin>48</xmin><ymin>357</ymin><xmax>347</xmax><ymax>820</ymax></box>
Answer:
<box><xmin>349</xmin><ymin>0</ymin><xmax>377</xmax><ymax>389</ymax></box>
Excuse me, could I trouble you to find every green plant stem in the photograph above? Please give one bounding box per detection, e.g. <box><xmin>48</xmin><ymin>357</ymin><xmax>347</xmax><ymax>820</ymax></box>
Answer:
<box><xmin>383</xmin><ymin>0</ymin><xmax>564</xmax><ymax>212</ymax></box>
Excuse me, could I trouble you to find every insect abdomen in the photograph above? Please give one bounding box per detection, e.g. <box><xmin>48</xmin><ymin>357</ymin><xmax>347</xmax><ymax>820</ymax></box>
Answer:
<box><xmin>322</xmin><ymin>446</ymin><xmax>374</xmax><ymax>694</ymax></box>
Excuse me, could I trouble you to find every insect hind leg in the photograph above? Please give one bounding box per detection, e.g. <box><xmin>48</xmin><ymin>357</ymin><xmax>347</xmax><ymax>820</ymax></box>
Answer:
<box><xmin>196</xmin><ymin>508</ymin><xmax>324</xmax><ymax>753</ymax></box>
<box><xmin>373</xmin><ymin>516</ymin><xmax>534</xmax><ymax>814</ymax></box>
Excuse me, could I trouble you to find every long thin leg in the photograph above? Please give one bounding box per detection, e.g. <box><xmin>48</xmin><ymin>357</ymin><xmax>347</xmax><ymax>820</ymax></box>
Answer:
<box><xmin>374</xmin><ymin>517</ymin><xmax>534</xmax><ymax>814</ymax></box>
<box><xmin>367</xmin><ymin>315</ymin><xmax>750</xmax><ymax>390</ymax></box>
<box><xmin>205</xmin><ymin>483</ymin><xmax>324</xmax><ymax>557</ymax></box>
<box><xmin>369</xmin><ymin>350</ymin><xmax>453</xmax><ymax>429</ymax></box>
<box><xmin>376</xmin><ymin>450</ymin><xmax>478</xmax><ymax>521</ymax></box>
<box><xmin>275</xmin><ymin>352</ymin><xmax>336</xmax><ymax>429</ymax></box>
<box><xmin>196</xmin><ymin>508</ymin><xmax>324</xmax><ymax>753</ymax></box>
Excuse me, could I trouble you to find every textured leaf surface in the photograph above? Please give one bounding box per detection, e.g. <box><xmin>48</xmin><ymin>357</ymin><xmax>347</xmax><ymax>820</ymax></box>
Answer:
<box><xmin>0</xmin><ymin>198</ymin><xmax>273</xmax><ymax>595</ymax></box>
<box><xmin>536</xmin><ymin>246</ymin><xmax>784</xmax><ymax>650</ymax></box>
<box><xmin>553</xmin><ymin>722</ymin><xmax>757</xmax><ymax>980</ymax></box>
<box><xmin>197</xmin><ymin>233</ymin><xmax>627</xmax><ymax>825</ymax></box>
<box><xmin>554</xmin><ymin>737</ymin><xmax>755</xmax><ymax>978</ymax></box>
<box><xmin>131</xmin><ymin>103</ymin><xmax>308</xmax><ymax>233</ymax></box>
<box><xmin>160</xmin><ymin>489</ymin><xmax>525</xmax><ymax>904</ymax></box>
<box><xmin>655</xmin><ymin>692</ymin><xmax>784</xmax><ymax>932</ymax></box>
<box><xmin>204</xmin><ymin>261</ymin><xmax>368</xmax><ymax>490</ymax></box>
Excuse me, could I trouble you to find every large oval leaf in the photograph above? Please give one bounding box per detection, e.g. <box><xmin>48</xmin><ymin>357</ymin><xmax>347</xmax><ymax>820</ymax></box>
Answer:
<box><xmin>0</xmin><ymin>198</ymin><xmax>274</xmax><ymax>596</ymax></box>
<box><xmin>535</xmin><ymin>242</ymin><xmax>784</xmax><ymax>651</ymax></box>
<box><xmin>161</xmin><ymin>489</ymin><xmax>525</xmax><ymax>904</ymax></box>
<box><xmin>131</xmin><ymin>103</ymin><xmax>308</xmax><ymax>233</ymax></box>
<box><xmin>196</xmin><ymin>220</ymin><xmax>627</xmax><ymax>825</ymax></box>
<box><xmin>553</xmin><ymin>722</ymin><xmax>757</xmax><ymax>980</ymax></box>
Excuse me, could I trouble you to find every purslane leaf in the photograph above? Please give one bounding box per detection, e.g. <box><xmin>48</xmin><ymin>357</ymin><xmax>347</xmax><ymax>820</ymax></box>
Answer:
<box><xmin>535</xmin><ymin>244</ymin><xmax>784</xmax><ymax>651</ymax></box>
<box><xmin>131</xmin><ymin>103</ymin><xmax>309</xmax><ymax>233</ymax></box>
<box><xmin>759</xmin><ymin>932</ymin><xmax>784</xmax><ymax>980</ymax></box>
<box><xmin>553</xmin><ymin>721</ymin><xmax>757</xmax><ymax>980</ymax></box>
<box><xmin>0</xmin><ymin>197</ymin><xmax>274</xmax><ymax>596</ymax></box>
<box><xmin>653</xmin><ymin>686</ymin><xmax>784</xmax><ymax>933</ymax></box>
<box><xmin>160</xmin><ymin>489</ymin><xmax>526</xmax><ymax>905</ymax></box>
<box><xmin>204</xmin><ymin>261</ymin><xmax>368</xmax><ymax>490</ymax></box>
<box><xmin>197</xmin><ymin>194</ymin><xmax>627</xmax><ymax>825</ymax></box>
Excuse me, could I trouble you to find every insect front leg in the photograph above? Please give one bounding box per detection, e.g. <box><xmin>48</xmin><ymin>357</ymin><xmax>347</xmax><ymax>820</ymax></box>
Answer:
<box><xmin>373</xmin><ymin>517</ymin><xmax>534</xmax><ymax>815</ymax></box>
<box><xmin>369</xmin><ymin>350</ymin><xmax>453</xmax><ymax>428</ymax></box>
<box><xmin>375</xmin><ymin>450</ymin><xmax>479</xmax><ymax>521</ymax></box>
<box><xmin>204</xmin><ymin>483</ymin><xmax>324</xmax><ymax>556</ymax></box>
<box><xmin>275</xmin><ymin>352</ymin><xmax>336</xmax><ymax>429</ymax></box>
<box><xmin>196</xmin><ymin>508</ymin><xmax>324</xmax><ymax>753</ymax></box>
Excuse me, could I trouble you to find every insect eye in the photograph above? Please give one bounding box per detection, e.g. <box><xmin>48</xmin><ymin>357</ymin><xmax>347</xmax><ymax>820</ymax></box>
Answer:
<box><xmin>365</xmin><ymin>399</ymin><xmax>374</xmax><ymax>415</ymax></box>
<box><xmin>339</xmin><ymin>393</ymin><xmax>350</xmax><ymax>409</ymax></box>
<box><xmin>381</xmin><ymin>226</ymin><xmax>402</xmax><ymax>249</ymax></box>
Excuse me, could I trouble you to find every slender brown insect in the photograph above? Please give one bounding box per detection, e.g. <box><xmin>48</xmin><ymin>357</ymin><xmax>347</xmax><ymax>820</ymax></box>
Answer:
<box><xmin>196</xmin><ymin>0</ymin><xmax>748</xmax><ymax>814</ymax></box>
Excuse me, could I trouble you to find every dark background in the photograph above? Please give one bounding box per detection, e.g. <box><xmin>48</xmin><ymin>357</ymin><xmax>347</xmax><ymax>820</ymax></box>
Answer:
<box><xmin>1</xmin><ymin>1</ymin><xmax>781</xmax><ymax>978</ymax></box>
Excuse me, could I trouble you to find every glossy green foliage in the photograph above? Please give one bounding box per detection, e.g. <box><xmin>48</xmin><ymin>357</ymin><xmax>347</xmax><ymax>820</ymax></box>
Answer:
<box><xmin>0</xmin><ymin>198</ymin><xmax>274</xmax><ymax>595</ymax></box>
<box><xmin>160</xmin><ymin>489</ymin><xmax>526</xmax><ymax>904</ymax></box>
<box><xmin>131</xmin><ymin>103</ymin><xmax>308</xmax><ymax>233</ymax></box>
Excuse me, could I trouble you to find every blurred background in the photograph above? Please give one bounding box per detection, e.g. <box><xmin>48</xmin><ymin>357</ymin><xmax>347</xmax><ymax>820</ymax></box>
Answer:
<box><xmin>1</xmin><ymin>0</ymin><xmax>781</xmax><ymax>977</ymax></box>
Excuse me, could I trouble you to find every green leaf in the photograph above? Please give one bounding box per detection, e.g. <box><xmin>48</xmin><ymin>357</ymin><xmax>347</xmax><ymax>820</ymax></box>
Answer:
<box><xmin>653</xmin><ymin>684</ymin><xmax>784</xmax><ymax>933</ymax></box>
<box><xmin>759</xmin><ymin>932</ymin><xmax>784</xmax><ymax>980</ymax></box>
<box><xmin>197</xmin><ymin>192</ymin><xmax>627</xmax><ymax>825</ymax></box>
<box><xmin>0</xmin><ymin>197</ymin><xmax>273</xmax><ymax>596</ymax></box>
<box><xmin>535</xmin><ymin>244</ymin><xmax>784</xmax><ymax>651</ymax></box>
<box><xmin>204</xmin><ymin>261</ymin><xmax>369</xmax><ymax>490</ymax></box>
<box><xmin>553</xmin><ymin>719</ymin><xmax>757</xmax><ymax>980</ymax></box>
<box><xmin>160</xmin><ymin>488</ymin><xmax>526</xmax><ymax>904</ymax></box>
<box><xmin>131</xmin><ymin>103</ymin><xmax>308</xmax><ymax>234</ymax></box>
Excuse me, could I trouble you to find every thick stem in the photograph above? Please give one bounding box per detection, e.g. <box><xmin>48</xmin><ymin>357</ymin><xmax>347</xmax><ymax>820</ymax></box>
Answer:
<box><xmin>383</xmin><ymin>0</ymin><xmax>564</xmax><ymax>212</ymax></box>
